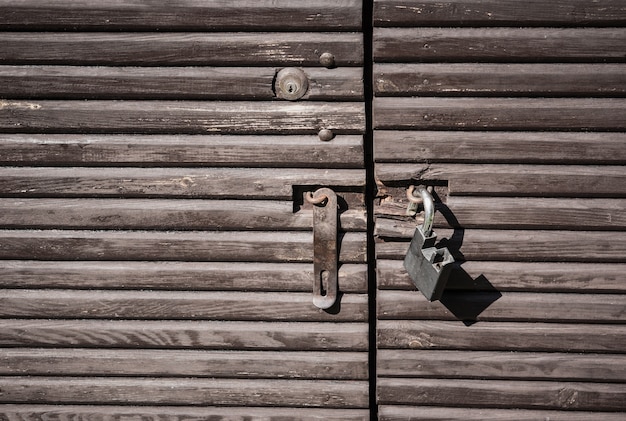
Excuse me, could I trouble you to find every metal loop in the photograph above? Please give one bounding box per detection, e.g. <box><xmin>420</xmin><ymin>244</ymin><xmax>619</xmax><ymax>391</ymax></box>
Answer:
<box><xmin>305</xmin><ymin>191</ymin><xmax>329</xmax><ymax>206</ymax></box>
<box><xmin>418</xmin><ymin>187</ymin><xmax>435</xmax><ymax>237</ymax></box>
<box><xmin>406</xmin><ymin>185</ymin><xmax>423</xmax><ymax>204</ymax></box>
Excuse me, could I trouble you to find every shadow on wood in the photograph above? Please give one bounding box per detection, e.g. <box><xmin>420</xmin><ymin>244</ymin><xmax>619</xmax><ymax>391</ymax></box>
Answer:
<box><xmin>434</xmin><ymin>200</ymin><xmax>502</xmax><ymax>326</ymax></box>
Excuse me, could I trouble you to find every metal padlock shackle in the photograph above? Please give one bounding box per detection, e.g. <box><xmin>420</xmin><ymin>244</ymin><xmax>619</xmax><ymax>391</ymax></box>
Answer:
<box><xmin>407</xmin><ymin>185</ymin><xmax>434</xmax><ymax>237</ymax></box>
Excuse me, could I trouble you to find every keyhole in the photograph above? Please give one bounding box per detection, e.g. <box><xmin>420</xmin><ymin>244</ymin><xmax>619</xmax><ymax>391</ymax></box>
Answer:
<box><xmin>286</xmin><ymin>81</ymin><xmax>298</xmax><ymax>94</ymax></box>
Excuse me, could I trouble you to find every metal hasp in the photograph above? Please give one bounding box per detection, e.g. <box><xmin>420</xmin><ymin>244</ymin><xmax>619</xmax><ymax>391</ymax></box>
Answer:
<box><xmin>403</xmin><ymin>186</ymin><xmax>455</xmax><ymax>301</ymax></box>
<box><xmin>306</xmin><ymin>187</ymin><xmax>338</xmax><ymax>310</ymax></box>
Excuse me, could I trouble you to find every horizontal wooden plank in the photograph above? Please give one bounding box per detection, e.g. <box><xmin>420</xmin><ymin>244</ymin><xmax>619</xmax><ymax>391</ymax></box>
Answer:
<box><xmin>0</xmin><ymin>167</ymin><xmax>365</xmax><ymax>199</ymax></box>
<box><xmin>0</xmin><ymin>33</ymin><xmax>363</xmax><ymax>66</ymax></box>
<box><xmin>377</xmin><ymin>290</ymin><xmax>626</xmax><ymax>323</ymax></box>
<box><xmin>379</xmin><ymin>406</ymin><xmax>626</xmax><ymax>421</ymax></box>
<box><xmin>375</xmin><ymin>229</ymin><xmax>626</xmax><ymax>262</ymax></box>
<box><xmin>0</xmin><ymin>320</ymin><xmax>368</xmax><ymax>350</ymax></box>
<box><xmin>0</xmin><ymin>66</ymin><xmax>364</xmax><ymax>100</ymax></box>
<box><xmin>0</xmin><ymin>377</ymin><xmax>369</xmax><ymax>408</ymax></box>
<box><xmin>376</xmin><ymin>164</ymin><xmax>626</xmax><ymax>197</ymax></box>
<box><xmin>374</xmin><ymin>63</ymin><xmax>626</xmax><ymax>97</ymax></box>
<box><xmin>0</xmin><ymin>101</ymin><xmax>365</xmax><ymax>135</ymax></box>
<box><xmin>0</xmin><ymin>290</ymin><xmax>368</xmax><ymax>322</ymax></box>
<box><xmin>374</xmin><ymin>98</ymin><xmax>626</xmax><ymax>130</ymax></box>
<box><xmin>0</xmin><ymin>261</ymin><xmax>369</xmax><ymax>293</ymax></box>
<box><xmin>377</xmin><ymin>260</ymin><xmax>626</xmax><ymax>293</ymax></box>
<box><xmin>377</xmin><ymin>320</ymin><xmax>626</xmax><ymax>352</ymax></box>
<box><xmin>378</xmin><ymin>350</ymin><xmax>626</xmax><ymax>382</ymax></box>
<box><xmin>376</xmin><ymin>197</ymin><xmax>626</xmax><ymax>231</ymax></box>
<box><xmin>1</xmin><ymin>348</ymin><xmax>368</xmax><ymax>380</ymax></box>
<box><xmin>373</xmin><ymin>28</ymin><xmax>626</xmax><ymax>62</ymax></box>
<box><xmin>375</xmin><ymin>131</ymin><xmax>626</xmax><ymax>164</ymax></box>
<box><xmin>0</xmin><ymin>230</ymin><xmax>367</xmax><ymax>263</ymax></box>
<box><xmin>0</xmin><ymin>134</ymin><xmax>364</xmax><ymax>168</ymax></box>
<box><xmin>377</xmin><ymin>378</ymin><xmax>626</xmax><ymax>411</ymax></box>
<box><xmin>0</xmin><ymin>199</ymin><xmax>367</xmax><ymax>231</ymax></box>
<box><xmin>374</xmin><ymin>0</ymin><xmax>626</xmax><ymax>27</ymax></box>
<box><xmin>0</xmin><ymin>0</ymin><xmax>362</xmax><ymax>31</ymax></box>
<box><xmin>0</xmin><ymin>405</ymin><xmax>370</xmax><ymax>421</ymax></box>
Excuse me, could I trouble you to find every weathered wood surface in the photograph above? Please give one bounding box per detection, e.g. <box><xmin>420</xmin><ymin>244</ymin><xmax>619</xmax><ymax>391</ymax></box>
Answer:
<box><xmin>0</xmin><ymin>405</ymin><xmax>370</xmax><ymax>421</ymax></box>
<box><xmin>377</xmin><ymin>320</ymin><xmax>626</xmax><ymax>352</ymax></box>
<box><xmin>0</xmin><ymin>199</ymin><xmax>367</xmax><ymax>231</ymax></box>
<box><xmin>0</xmin><ymin>0</ymin><xmax>362</xmax><ymax>31</ymax></box>
<box><xmin>377</xmin><ymin>378</ymin><xmax>626</xmax><ymax>411</ymax></box>
<box><xmin>0</xmin><ymin>377</ymin><xmax>369</xmax><ymax>408</ymax></box>
<box><xmin>0</xmin><ymin>230</ymin><xmax>367</xmax><ymax>263</ymax></box>
<box><xmin>0</xmin><ymin>134</ymin><xmax>364</xmax><ymax>167</ymax></box>
<box><xmin>0</xmin><ymin>261</ymin><xmax>369</xmax><ymax>292</ymax></box>
<box><xmin>0</xmin><ymin>66</ymin><xmax>364</xmax><ymax>100</ymax></box>
<box><xmin>374</xmin><ymin>98</ymin><xmax>626</xmax><ymax>130</ymax></box>
<box><xmin>376</xmin><ymin>164</ymin><xmax>626</xmax><ymax>197</ymax></box>
<box><xmin>374</xmin><ymin>0</ymin><xmax>626</xmax><ymax>27</ymax></box>
<box><xmin>0</xmin><ymin>101</ymin><xmax>365</xmax><ymax>134</ymax></box>
<box><xmin>0</xmin><ymin>167</ymin><xmax>365</xmax><ymax>199</ymax></box>
<box><xmin>377</xmin><ymin>349</ymin><xmax>626</xmax><ymax>382</ymax></box>
<box><xmin>375</xmin><ymin>228</ymin><xmax>626</xmax><ymax>262</ymax></box>
<box><xmin>378</xmin><ymin>406</ymin><xmax>626</xmax><ymax>421</ymax></box>
<box><xmin>1</xmin><ymin>348</ymin><xmax>368</xmax><ymax>379</ymax></box>
<box><xmin>373</xmin><ymin>28</ymin><xmax>626</xmax><ymax>62</ymax></box>
<box><xmin>376</xmin><ymin>197</ymin><xmax>626</xmax><ymax>230</ymax></box>
<box><xmin>377</xmin><ymin>290</ymin><xmax>626</xmax><ymax>323</ymax></box>
<box><xmin>374</xmin><ymin>64</ymin><xmax>626</xmax><ymax>97</ymax></box>
<box><xmin>0</xmin><ymin>320</ymin><xmax>369</xmax><ymax>351</ymax></box>
<box><xmin>0</xmin><ymin>290</ymin><xmax>368</xmax><ymax>322</ymax></box>
<box><xmin>377</xmin><ymin>260</ymin><xmax>626</xmax><ymax>293</ymax></box>
<box><xmin>374</xmin><ymin>131</ymin><xmax>626</xmax><ymax>164</ymax></box>
<box><xmin>0</xmin><ymin>33</ymin><xmax>363</xmax><ymax>66</ymax></box>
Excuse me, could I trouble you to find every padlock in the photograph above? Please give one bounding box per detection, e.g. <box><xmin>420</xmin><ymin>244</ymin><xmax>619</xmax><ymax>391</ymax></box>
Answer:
<box><xmin>403</xmin><ymin>186</ymin><xmax>455</xmax><ymax>301</ymax></box>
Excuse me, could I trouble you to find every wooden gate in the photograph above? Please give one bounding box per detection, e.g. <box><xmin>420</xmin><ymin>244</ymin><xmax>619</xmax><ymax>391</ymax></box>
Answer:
<box><xmin>373</xmin><ymin>1</ymin><xmax>626</xmax><ymax>419</ymax></box>
<box><xmin>0</xmin><ymin>1</ymin><xmax>370</xmax><ymax>419</ymax></box>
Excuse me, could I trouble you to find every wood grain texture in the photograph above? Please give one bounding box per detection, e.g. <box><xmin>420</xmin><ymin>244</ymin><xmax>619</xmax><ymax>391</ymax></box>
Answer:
<box><xmin>377</xmin><ymin>350</ymin><xmax>626</xmax><ymax>382</ymax></box>
<box><xmin>0</xmin><ymin>33</ymin><xmax>363</xmax><ymax>66</ymax></box>
<box><xmin>0</xmin><ymin>134</ymin><xmax>364</xmax><ymax>168</ymax></box>
<box><xmin>374</xmin><ymin>229</ymin><xmax>626</xmax><ymax>262</ymax></box>
<box><xmin>376</xmin><ymin>197</ymin><xmax>626</xmax><ymax>230</ymax></box>
<box><xmin>0</xmin><ymin>261</ymin><xmax>369</xmax><ymax>293</ymax></box>
<box><xmin>377</xmin><ymin>290</ymin><xmax>626</xmax><ymax>323</ymax></box>
<box><xmin>377</xmin><ymin>378</ymin><xmax>626</xmax><ymax>411</ymax></box>
<box><xmin>0</xmin><ymin>0</ymin><xmax>362</xmax><ymax>31</ymax></box>
<box><xmin>376</xmin><ymin>163</ymin><xmax>626</xmax><ymax>197</ymax></box>
<box><xmin>374</xmin><ymin>131</ymin><xmax>626</xmax><ymax>164</ymax></box>
<box><xmin>0</xmin><ymin>199</ymin><xmax>367</xmax><ymax>231</ymax></box>
<box><xmin>373</xmin><ymin>28</ymin><xmax>626</xmax><ymax>62</ymax></box>
<box><xmin>0</xmin><ymin>348</ymin><xmax>368</xmax><ymax>379</ymax></box>
<box><xmin>377</xmin><ymin>320</ymin><xmax>626</xmax><ymax>352</ymax></box>
<box><xmin>0</xmin><ymin>377</ymin><xmax>369</xmax><ymax>408</ymax></box>
<box><xmin>378</xmin><ymin>406</ymin><xmax>626</xmax><ymax>421</ymax></box>
<box><xmin>374</xmin><ymin>97</ymin><xmax>626</xmax><ymax>130</ymax></box>
<box><xmin>0</xmin><ymin>405</ymin><xmax>370</xmax><ymax>421</ymax></box>
<box><xmin>0</xmin><ymin>101</ymin><xmax>365</xmax><ymax>134</ymax></box>
<box><xmin>0</xmin><ymin>230</ymin><xmax>367</xmax><ymax>263</ymax></box>
<box><xmin>377</xmin><ymin>259</ymin><xmax>626</xmax><ymax>293</ymax></box>
<box><xmin>0</xmin><ymin>167</ymin><xmax>365</xmax><ymax>199</ymax></box>
<box><xmin>0</xmin><ymin>66</ymin><xmax>364</xmax><ymax>100</ymax></box>
<box><xmin>0</xmin><ymin>320</ymin><xmax>369</xmax><ymax>350</ymax></box>
<box><xmin>0</xmin><ymin>290</ymin><xmax>368</xmax><ymax>322</ymax></box>
<box><xmin>374</xmin><ymin>0</ymin><xmax>626</xmax><ymax>27</ymax></box>
<box><xmin>374</xmin><ymin>63</ymin><xmax>626</xmax><ymax>97</ymax></box>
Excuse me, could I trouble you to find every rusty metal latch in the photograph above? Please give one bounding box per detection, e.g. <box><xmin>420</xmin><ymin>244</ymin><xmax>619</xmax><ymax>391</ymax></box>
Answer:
<box><xmin>306</xmin><ymin>187</ymin><xmax>338</xmax><ymax>310</ymax></box>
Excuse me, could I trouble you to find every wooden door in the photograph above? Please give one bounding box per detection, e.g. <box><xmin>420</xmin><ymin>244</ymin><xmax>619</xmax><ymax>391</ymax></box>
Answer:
<box><xmin>372</xmin><ymin>1</ymin><xmax>626</xmax><ymax>419</ymax></box>
<box><xmin>0</xmin><ymin>2</ymin><xmax>370</xmax><ymax>419</ymax></box>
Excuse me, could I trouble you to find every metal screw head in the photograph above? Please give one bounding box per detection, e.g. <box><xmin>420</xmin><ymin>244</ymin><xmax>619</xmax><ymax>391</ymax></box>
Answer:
<box><xmin>318</xmin><ymin>128</ymin><xmax>334</xmax><ymax>141</ymax></box>
<box><xmin>275</xmin><ymin>68</ymin><xmax>309</xmax><ymax>101</ymax></box>
<box><xmin>319</xmin><ymin>52</ymin><xmax>335</xmax><ymax>68</ymax></box>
